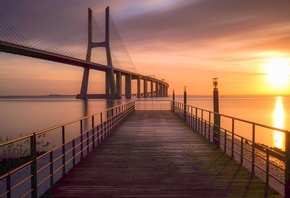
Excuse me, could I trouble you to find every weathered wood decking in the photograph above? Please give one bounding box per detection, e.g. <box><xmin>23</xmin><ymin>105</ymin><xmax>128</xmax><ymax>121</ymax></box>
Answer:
<box><xmin>42</xmin><ymin>111</ymin><xmax>281</xmax><ymax>197</ymax></box>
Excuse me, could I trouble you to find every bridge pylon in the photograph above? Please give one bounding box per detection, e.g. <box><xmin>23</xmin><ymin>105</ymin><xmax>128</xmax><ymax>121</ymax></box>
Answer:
<box><xmin>77</xmin><ymin>7</ymin><xmax>120</xmax><ymax>99</ymax></box>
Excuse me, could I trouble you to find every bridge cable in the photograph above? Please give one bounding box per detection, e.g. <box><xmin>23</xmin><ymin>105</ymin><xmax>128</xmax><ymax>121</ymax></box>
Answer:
<box><xmin>32</xmin><ymin>21</ymin><xmax>87</xmax><ymax>60</ymax></box>
<box><xmin>0</xmin><ymin>13</ymin><xmax>32</xmax><ymax>47</ymax></box>
<box><xmin>109</xmin><ymin>15</ymin><xmax>138</xmax><ymax>73</ymax></box>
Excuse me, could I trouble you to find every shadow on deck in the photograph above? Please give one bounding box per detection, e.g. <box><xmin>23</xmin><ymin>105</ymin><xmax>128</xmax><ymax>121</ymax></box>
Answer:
<box><xmin>42</xmin><ymin>110</ymin><xmax>281</xmax><ymax>197</ymax></box>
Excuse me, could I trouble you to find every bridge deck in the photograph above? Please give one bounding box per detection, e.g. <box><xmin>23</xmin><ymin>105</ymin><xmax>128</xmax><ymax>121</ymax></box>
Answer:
<box><xmin>42</xmin><ymin>111</ymin><xmax>281</xmax><ymax>197</ymax></box>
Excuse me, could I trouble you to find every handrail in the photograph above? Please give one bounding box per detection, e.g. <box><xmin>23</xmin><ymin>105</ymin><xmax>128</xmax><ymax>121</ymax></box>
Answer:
<box><xmin>0</xmin><ymin>101</ymin><xmax>135</xmax><ymax>198</ymax></box>
<box><xmin>172</xmin><ymin>100</ymin><xmax>288</xmax><ymax>196</ymax></box>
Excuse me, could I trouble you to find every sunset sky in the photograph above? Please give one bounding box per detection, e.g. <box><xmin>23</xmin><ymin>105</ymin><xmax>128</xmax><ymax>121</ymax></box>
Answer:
<box><xmin>1</xmin><ymin>0</ymin><xmax>290</xmax><ymax>96</ymax></box>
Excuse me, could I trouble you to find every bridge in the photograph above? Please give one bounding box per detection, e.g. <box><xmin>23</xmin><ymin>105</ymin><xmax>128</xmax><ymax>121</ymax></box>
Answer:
<box><xmin>0</xmin><ymin>7</ymin><xmax>168</xmax><ymax>99</ymax></box>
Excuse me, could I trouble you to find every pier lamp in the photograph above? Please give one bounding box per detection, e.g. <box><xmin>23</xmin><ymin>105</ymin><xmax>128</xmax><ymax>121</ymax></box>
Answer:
<box><xmin>213</xmin><ymin>78</ymin><xmax>218</xmax><ymax>89</ymax></box>
<box><xmin>212</xmin><ymin>78</ymin><xmax>220</xmax><ymax>147</ymax></box>
<box><xmin>183</xmin><ymin>86</ymin><xmax>187</xmax><ymax>121</ymax></box>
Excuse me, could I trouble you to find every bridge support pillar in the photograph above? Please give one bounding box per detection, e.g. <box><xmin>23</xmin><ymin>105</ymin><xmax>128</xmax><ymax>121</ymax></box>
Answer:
<box><xmin>160</xmin><ymin>84</ymin><xmax>164</xmax><ymax>97</ymax></box>
<box><xmin>125</xmin><ymin>74</ymin><xmax>131</xmax><ymax>99</ymax></box>
<box><xmin>116</xmin><ymin>71</ymin><xmax>122</xmax><ymax>97</ymax></box>
<box><xmin>159</xmin><ymin>83</ymin><xmax>163</xmax><ymax>97</ymax></box>
<box><xmin>155</xmin><ymin>82</ymin><xmax>159</xmax><ymax>97</ymax></box>
<box><xmin>137</xmin><ymin>76</ymin><xmax>141</xmax><ymax>98</ymax></box>
<box><xmin>78</xmin><ymin>68</ymin><xmax>90</xmax><ymax>99</ymax></box>
<box><xmin>150</xmin><ymin>80</ymin><xmax>154</xmax><ymax>97</ymax></box>
<box><xmin>144</xmin><ymin>79</ymin><xmax>148</xmax><ymax>98</ymax></box>
<box><xmin>163</xmin><ymin>84</ymin><xmax>166</xmax><ymax>97</ymax></box>
<box><xmin>105</xmin><ymin>72</ymin><xmax>110</xmax><ymax>98</ymax></box>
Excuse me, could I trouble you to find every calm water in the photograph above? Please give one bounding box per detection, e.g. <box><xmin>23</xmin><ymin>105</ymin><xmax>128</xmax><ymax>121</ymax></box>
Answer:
<box><xmin>0</xmin><ymin>95</ymin><xmax>289</xmax><ymax>149</ymax></box>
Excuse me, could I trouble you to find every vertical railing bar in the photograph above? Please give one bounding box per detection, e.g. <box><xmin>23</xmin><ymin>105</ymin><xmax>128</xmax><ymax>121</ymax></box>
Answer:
<box><xmin>62</xmin><ymin>126</ymin><xmax>65</xmax><ymax>176</ymax></box>
<box><xmin>285</xmin><ymin>131</ymin><xmax>290</xmax><ymax>197</ymax></box>
<box><xmin>106</xmin><ymin>110</ymin><xmax>109</xmax><ymax>138</ymax></box>
<box><xmin>196</xmin><ymin>108</ymin><xmax>198</xmax><ymax>131</ymax></box>
<box><xmin>72</xmin><ymin>139</ymin><xmax>76</xmax><ymax>166</ymax></box>
<box><xmin>6</xmin><ymin>173</ymin><xmax>11</xmax><ymax>198</ymax></box>
<box><xmin>50</xmin><ymin>151</ymin><xmax>54</xmax><ymax>188</ymax></box>
<box><xmin>190</xmin><ymin>106</ymin><xmax>193</xmax><ymax>128</ymax></box>
<box><xmin>266</xmin><ymin>148</ymin><xmax>270</xmax><ymax>186</ymax></box>
<box><xmin>111</xmin><ymin>108</ymin><xmax>114</xmax><ymax>132</ymax></box>
<box><xmin>30</xmin><ymin>133</ymin><xmax>37</xmax><ymax>198</ymax></box>
<box><xmin>108</xmin><ymin>111</ymin><xmax>110</xmax><ymax>136</ymax></box>
<box><xmin>100</xmin><ymin>113</ymin><xmax>103</xmax><ymax>142</ymax></box>
<box><xmin>208</xmin><ymin>112</ymin><xmax>211</xmax><ymax>141</ymax></box>
<box><xmin>87</xmin><ymin>119</ymin><xmax>89</xmax><ymax>154</ymax></box>
<box><xmin>201</xmin><ymin>110</ymin><xmax>204</xmax><ymax>136</ymax></box>
<box><xmin>105</xmin><ymin>111</ymin><xmax>108</xmax><ymax>138</ymax></box>
<box><xmin>240</xmin><ymin>137</ymin><xmax>244</xmax><ymax>165</ymax></box>
<box><xmin>92</xmin><ymin>115</ymin><xmax>95</xmax><ymax>148</ymax></box>
<box><xmin>80</xmin><ymin>120</ymin><xmax>83</xmax><ymax>159</ymax></box>
<box><xmin>224</xmin><ymin>130</ymin><xmax>227</xmax><ymax>152</ymax></box>
<box><xmin>203</xmin><ymin>111</ymin><xmax>206</xmax><ymax>136</ymax></box>
<box><xmin>252</xmin><ymin>123</ymin><xmax>256</xmax><ymax>174</ymax></box>
<box><xmin>231</xmin><ymin>118</ymin><xmax>234</xmax><ymax>158</ymax></box>
<box><xmin>110</xmin><ymin>109</ymin><xmax>113</xmax><ymax>133</ymax></box>
<box><xmin>96</xmin><ymin>123</ymin><xmax>100</xmax><ymax>145</ymax></box>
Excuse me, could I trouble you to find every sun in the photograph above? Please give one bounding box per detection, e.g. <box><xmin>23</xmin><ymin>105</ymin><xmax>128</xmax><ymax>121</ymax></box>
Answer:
<box><xmin>264</xmin><ymin>58</ymin><xmax>290</xmax><ymax>89</ymax></box>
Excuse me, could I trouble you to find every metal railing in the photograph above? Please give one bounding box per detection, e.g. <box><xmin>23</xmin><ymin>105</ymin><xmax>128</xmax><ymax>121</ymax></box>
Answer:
<box><xmin>135</xmin><ymin>100</ymin><xmax>171</xmax><ymax>110</ymax></box>
<box><xmin>1</xmin><ymin>99</ymin><xmax>289</xmax><ymax>197</ymax></box>
<box><xmin>0</xmin><ymin>101</ymin><xmax>134</xmax><ymax>198</ymax></box>
<box><xmin>172</xmin><ymin>101</ymin><xmax>289</xmax><ymax>197</ymax></box>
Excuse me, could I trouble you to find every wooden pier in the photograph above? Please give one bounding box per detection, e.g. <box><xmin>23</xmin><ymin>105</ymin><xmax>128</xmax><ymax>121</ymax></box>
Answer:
<box><xmin>42</xmin><ymin>110</ymin><xmax>281</xmax><ymax>197</ymax></box>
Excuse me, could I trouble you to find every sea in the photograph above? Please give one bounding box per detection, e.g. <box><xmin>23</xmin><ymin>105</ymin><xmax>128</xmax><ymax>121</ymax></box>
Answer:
<box><xmin>0</xmin><ymin>95</ymin><xmax>289</xmax><ymax>149</ymax></box>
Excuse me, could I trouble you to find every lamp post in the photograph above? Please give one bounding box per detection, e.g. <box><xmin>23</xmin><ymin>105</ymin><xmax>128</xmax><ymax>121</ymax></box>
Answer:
<box><xmin>213</xmin><ymin>78</ymin><xmax>220</xmax><ymax>147</ymax></box>
<box><xmin>184</xmin><ymin>86</ymin><xmax>187</xmax><ymax>121</ymax></box>
<box><xmin>172</xmin><ymin>89</ymin><xmax>175</xmax><ymax>112</ymax></box>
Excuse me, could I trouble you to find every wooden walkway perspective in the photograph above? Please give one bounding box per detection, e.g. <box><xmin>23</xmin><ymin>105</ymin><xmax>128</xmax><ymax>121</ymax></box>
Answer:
<box><xmin>42</xmin><ymin>110</ymin><xmax>281</xmax><ymax>197</ymax></box>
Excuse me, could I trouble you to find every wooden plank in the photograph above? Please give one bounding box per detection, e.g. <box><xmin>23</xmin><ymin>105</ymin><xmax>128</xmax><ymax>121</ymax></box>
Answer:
<box><xmin>42</xmin><ymin>111</ymin><xmax>281</xmax><ymax>197</ymax></box>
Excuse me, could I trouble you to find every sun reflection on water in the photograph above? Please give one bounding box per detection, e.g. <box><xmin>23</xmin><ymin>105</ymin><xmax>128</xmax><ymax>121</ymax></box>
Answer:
<box><xmin>273</xmin><ymin>96</ymin><xmax>285</xmax><ymax>150</ymax></box>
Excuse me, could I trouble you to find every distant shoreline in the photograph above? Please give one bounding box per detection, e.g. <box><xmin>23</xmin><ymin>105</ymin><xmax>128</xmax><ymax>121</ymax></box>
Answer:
<box><xmin>0</xmin><ymin>95</ymin><xmax>76</xmax><ymax>99</ymax></box>
<box><xmin>0</xmin><ymin>94</ymin><xmax>289</xmax><ymax>99</ymax></box>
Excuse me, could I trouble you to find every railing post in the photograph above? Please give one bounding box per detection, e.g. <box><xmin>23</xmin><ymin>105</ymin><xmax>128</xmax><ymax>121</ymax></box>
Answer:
<box><xmin>50</xmin><ymin>151</ymin><xmax>54</xmax><ymax>188</ymax></box>
<box><xmin>30</xmin><ymin>133</ymin><xmax>37</xmax><ymax>198</ymax></box>
<box><xmin>240</xmin><ymin>137</ymin><xmax>244</xmax><ymax>165</ymax></box>
<box><xmin>195</xmin><ymin>108</ymin><xmax>198</xmax><ymax>130</ymax></box>
<box><xmin>80</xmin><ymin>120</ymin><xmax>83</xmax><ymax>159</ymax></box>
<box><xmin>62</xmin><ymin>126</ymin><xmax>65</xmax><ymax>176</ymax></box>
<box><xmin>208</xmin><ymin>112</ymin><xmax>211</xmax><ymax>141</ymax></box>
<box><xmin>87</xmin><ymin>119</ymin><xmax>90</xmax><ymax>153</ymax></box>
<box><xmin>231</xmin><ymin>118</ymin><xmax>234</xmax><ymax>158</ymax></box>
<box><xmin>172</xmin><ymin>89</ymin><xmax>175</xmax><ymax>112</ymax></box>
<box><xmin>191</xmin><ymin>107</ymin><xmax>193</xmax><ymax>128</ymax></box>
<box><xmin>251</xmin><ymin>124</ymin><xmax>255</xmax><ymax>174</ymax></box>
<box><xmin>6</xmin><ymin>173</ymin><xmax>11</xmax><ymax>198</ymax></box>
<box><xmin>183</xmin><ymin>86</ymin><xmax>187</xmax><ymax>121</ymax></box>
<box><xmin>100</xmin><ymin>113</ymin><xmax>103</xmax><ymax>142</ymax></box>
<box><xmin>266</xmin><ymin>148</ymin><xmax>270</xmax><ymax>186</ymax></box>
<box><xmin>72</xmin><ymin>139</ymin><xmax>76</xmax><ymax>166</ymax></box>
<box><xmin>92</xmin><ymin>115</ymin><xmax>95</xmax><ymax>148</ymax></box>
<box><xmin>224</xmin><ymin>130</ymin><xmax>227</xmax><ymax>152</ymax></box>
<box><xmin>201</xmin><ymin>110</ymin><xmax>204</xmax><ymax>136</ymax></box>
<box><xmin>285</xmin><ymin>131</ymin><xmax>290</xmax><ymax>197</ymax></box>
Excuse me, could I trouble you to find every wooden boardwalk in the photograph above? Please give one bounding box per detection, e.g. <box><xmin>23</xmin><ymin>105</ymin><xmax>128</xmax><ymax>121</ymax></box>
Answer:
<box><xmin>42</xmin><ymin>111</ymin><xmax>281</xmax><ymax>197</ymax></box>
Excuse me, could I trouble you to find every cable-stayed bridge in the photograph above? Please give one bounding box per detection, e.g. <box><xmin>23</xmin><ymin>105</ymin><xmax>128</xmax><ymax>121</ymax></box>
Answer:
<box><xmin>0</xmin><ymin>7</ymin><xmax>168</xmax><ymax>99</ymax></box>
